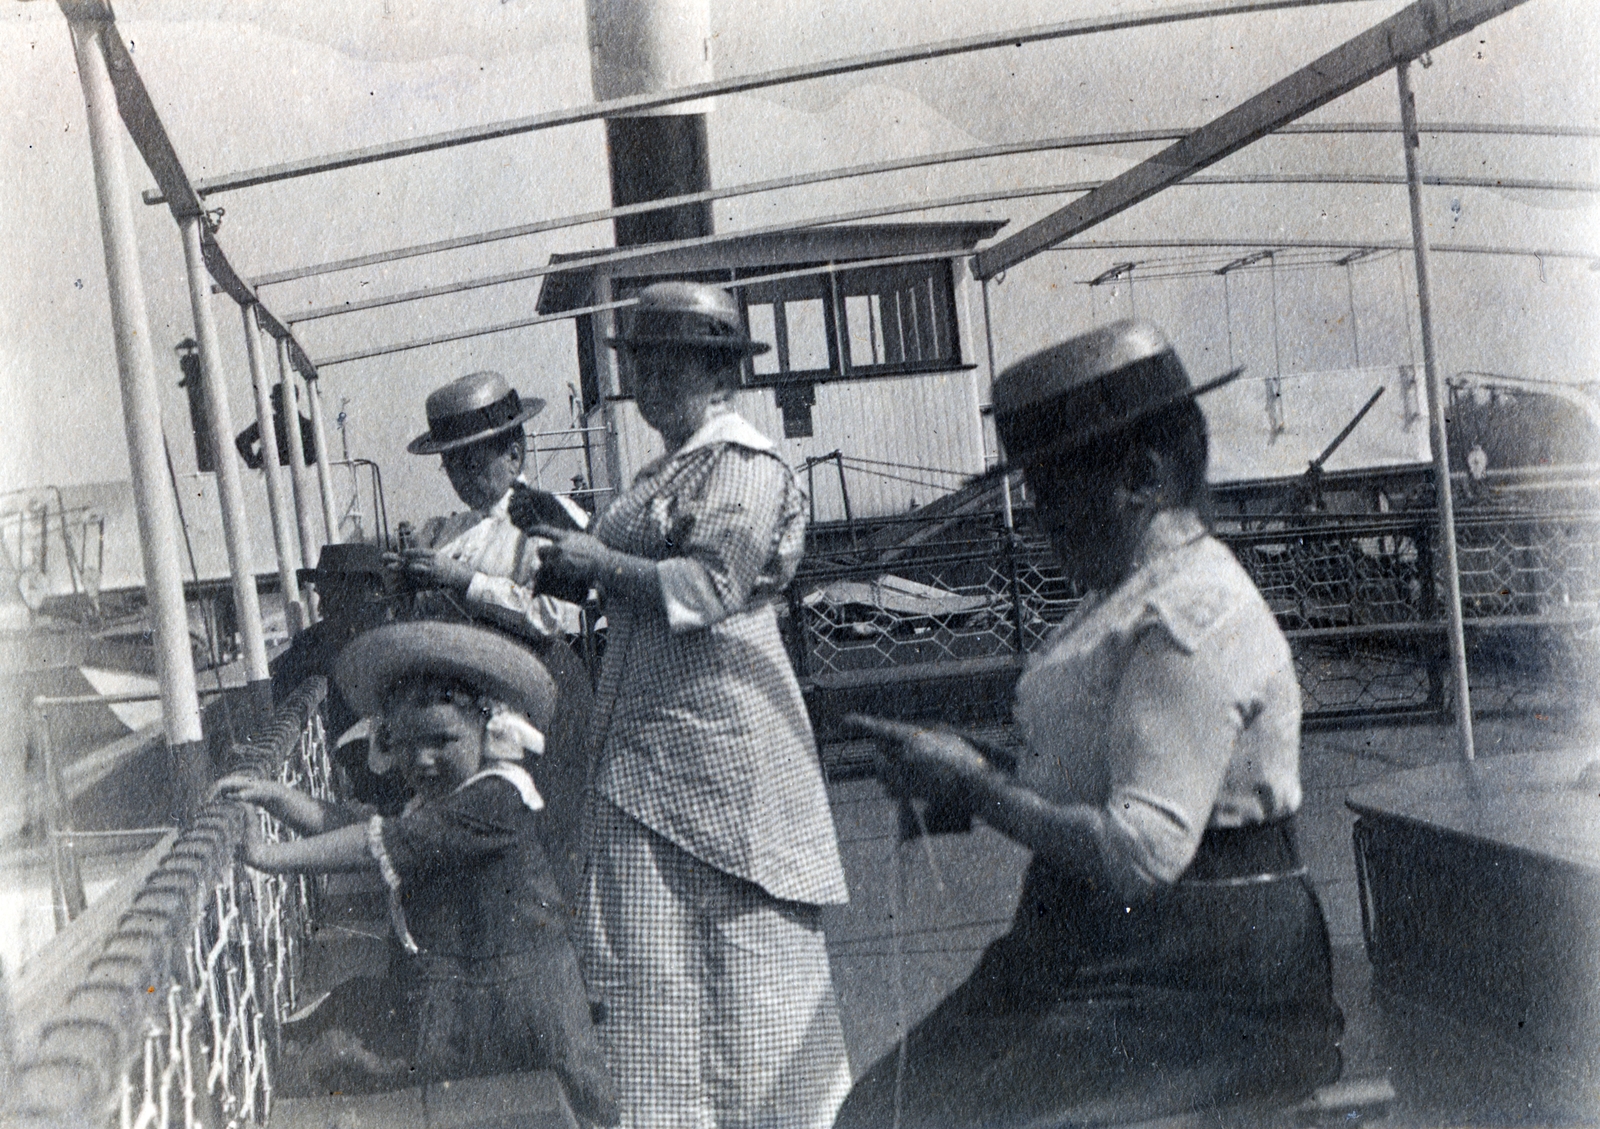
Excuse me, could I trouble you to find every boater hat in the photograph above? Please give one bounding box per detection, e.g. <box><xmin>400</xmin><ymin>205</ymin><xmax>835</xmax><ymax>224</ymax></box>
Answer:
<box><xmin>295</xmin><ymin>542</ymin><xmax>388</xmax><ymax>588</ymax></box>
<box><xmin>407</xmin><ymin>371</ymin><xmax>546</xmax><ymax>455</ymax></box>
<box><xmin>606</xmin><ymin>281</ymin><xmax>771</xmax><ymax>357</ymax></box>
<box><xmin>335</xmin><ymin>621</ymin><xmax>556</xmax><ymax>732</ymax></box>
<box><xmin>980</xmin><ymin>319</ymin><xmax>1243</xmax><ymax>482</ymax></box>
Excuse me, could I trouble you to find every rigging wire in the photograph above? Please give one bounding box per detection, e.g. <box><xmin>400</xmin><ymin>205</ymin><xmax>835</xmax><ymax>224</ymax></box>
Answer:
<box><xmin>1267</xmin><ymin>252</ymin><xmax>1286</xmax><ymax>440</ymax></box>
<box><xmin>1222</xmin><ymin>273</ymin><xmax>1235</xmax><ymax>369</ymax></box>
<box><xmin>1344</xmin><ymin>260</ymin><xmax>1363</xmax><ymax>367</ymax></box>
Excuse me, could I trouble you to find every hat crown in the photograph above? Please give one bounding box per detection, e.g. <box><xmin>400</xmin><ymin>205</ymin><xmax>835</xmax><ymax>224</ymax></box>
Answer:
<box><xmin>336</xmin><ymin>621</ymin><xmax>556</xmax><ymax>731</ymax></box>
<box><xmin>993</xmin><ymin>320</ymin><xmax>1175</xmax><ymax>418</ymax></box>
<box><xmin>312</xmin><ymin>542</ymin><xmax>386</xmax><ymax>576</ymax></box>
<box><xmin>426</xmin><ymin>371</ymin><xmax>515</xmax><ymax>426</ymax></box>
<box><xmin>633</xmin><ymin>281</ymin><xmax>743</xmax><ymax>336</ymax></box>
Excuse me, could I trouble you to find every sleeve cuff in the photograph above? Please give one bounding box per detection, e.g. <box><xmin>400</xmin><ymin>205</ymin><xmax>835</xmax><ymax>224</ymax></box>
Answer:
<box><xmin>658</xmin><ymin>558</ymin><xmax>728</xmax><ymax>632</ymax></box>
<box><xmin>367</xmin><ymin>816</ymin><xmax>419</xmax><ymax>954</ymax></box>
<box><xmin>464</xmin><ymin>571</ymin><xmax>492</xmax><ymax>605</ymax></box>
<box><xmin>1103</xmin><ymin>788</ymin><xmax>1203</xmax><ymax>889</ymax></box>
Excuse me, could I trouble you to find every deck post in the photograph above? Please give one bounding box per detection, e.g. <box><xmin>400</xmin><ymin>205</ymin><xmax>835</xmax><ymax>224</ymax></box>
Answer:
<box><xmin>1397</xmin><ymin>60</ymin><xmax>1474</xmax><ymax>763</ymax></box>
<box><xmin>67</xmin><ymin>15</ymin><xmax>207</xmax><ymax>809</ymax></box>
<box><xmin>304</xmin><ymin>374</ymin><xmax>341</xmax><ymax>544</ymax></box>
<box><xmin>243</xmin><ymin>305</ymin><xmax>308</xmax><ymax>634</ymax></box>
<box><xmin>277</xmin><ymin>338</ymin><xmax>323</xmax><ymax>618</ymax></box>
<box><xmin>179</xmin><ymin>216</ymin><xmax>271</xmax><ymax>705</ymax></box>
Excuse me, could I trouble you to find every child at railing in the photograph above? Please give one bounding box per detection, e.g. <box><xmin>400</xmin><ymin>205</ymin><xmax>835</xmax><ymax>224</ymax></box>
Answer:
<box><xmin>215</xmin><ymin>620</ymin><xmax>618</xmax><ymax>1126</ymax></box>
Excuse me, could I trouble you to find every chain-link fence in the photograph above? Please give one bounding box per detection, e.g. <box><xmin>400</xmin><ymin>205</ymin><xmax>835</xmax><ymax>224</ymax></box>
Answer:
<box><xmin>792</xmin><ymin>507</ymin><xmax>1600</xmax><ymax>725</ymax></box>
<box><xmin>9</xmin><ymin>678</ymin><xmax>335</xmax><ymax>1129</ymax></box>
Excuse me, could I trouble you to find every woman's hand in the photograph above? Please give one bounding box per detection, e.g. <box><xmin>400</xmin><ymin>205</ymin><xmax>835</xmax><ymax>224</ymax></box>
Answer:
<box><xmin>382</xmin><ymin>548</ymin><xmax>474</xmax><ymax>592</ymax></box>
<box><xmin>842</xmin><ymin>715</ymin><xmax>992</xmax><ymax>801</ymax></box>
<box><xmin>524</xmin><ymin>525</ymin><xmax>613</xmax><ymax>587</ymax></box>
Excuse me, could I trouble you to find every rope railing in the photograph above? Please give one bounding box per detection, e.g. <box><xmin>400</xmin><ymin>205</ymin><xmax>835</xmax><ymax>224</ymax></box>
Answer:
<box><xmin>9</xmin><ymin>677</ymin><xmax>334</xmax><ymax>1129</ymax></box>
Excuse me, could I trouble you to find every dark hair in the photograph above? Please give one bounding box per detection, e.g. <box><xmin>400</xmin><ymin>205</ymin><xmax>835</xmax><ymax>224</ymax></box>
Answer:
<box><xmin>1036</xmin><ymin>400</ymin><xmax>1211</xmax><ymax>511</ymax></box>
<box><xmin>624</xmin><ymin>343</ymin><xmax>744</xmax><ymax>394</ymax></box>
<box><xmin>382</xmin><ymin>673</ymin><xmax>491</xmax><ymax>717</ymax></box>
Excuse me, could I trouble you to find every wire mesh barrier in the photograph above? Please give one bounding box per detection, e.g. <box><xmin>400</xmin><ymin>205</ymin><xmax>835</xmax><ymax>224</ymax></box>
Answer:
<box><xmin>10</xmin><ymin>678</ymin><xmax>334</xmax><ymax>1129</ymax></box>
<box><xmin>793</xmin><ymin>507</ymin><xmax>1600</xmax><ymax>725</ymax></box>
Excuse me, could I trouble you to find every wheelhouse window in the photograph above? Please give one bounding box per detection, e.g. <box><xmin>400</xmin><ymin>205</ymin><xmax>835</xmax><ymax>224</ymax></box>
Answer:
<box><xmin>736</xmin><ymin>259</ymin><xmax>963</xmax><ymax>384</ymax></box>
<box><xmin>835</xmin><ymin>261</ymin><xmax>958</xmax><ymax>374</ymax></box>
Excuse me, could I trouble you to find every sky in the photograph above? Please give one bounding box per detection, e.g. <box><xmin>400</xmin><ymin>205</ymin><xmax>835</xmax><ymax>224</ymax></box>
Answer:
<box><xmin>2</xmin><ymin>0</ymin><xmax>1597</xmax><ymax>525</ymax></box>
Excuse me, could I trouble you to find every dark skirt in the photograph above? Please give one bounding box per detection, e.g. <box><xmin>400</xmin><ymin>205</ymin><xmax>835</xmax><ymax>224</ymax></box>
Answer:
<box><xmin>834</xmin><ymin>819</ymin><xmax>1343</xmax><ymax>1129</ymax></box>
<box><xmin>279</xmin><ymin>945</ymin><xmax>617</xmax><ymax>1126</ymax></box>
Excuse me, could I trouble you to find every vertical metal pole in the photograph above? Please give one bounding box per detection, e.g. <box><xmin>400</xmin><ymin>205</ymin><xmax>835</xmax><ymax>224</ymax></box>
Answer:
<box><xmin>277</xmin><ymin>339</ymin><xmax>323</xmax><ymax>598</ymax></box>
<box><xmin>68</xmin><ymin>19</ymin><xmax>205</xmax><ymax>773</ymax></box>
<box><xmin>243</xmin><ymin>306</ymin><xmax>307</xmax><ymax>635</ymax></box>
<box><xmin>179</xmin><ymin>217</ymin><xmax>270</xmax><ymax>699</ymax></box>
<box><xmin>980</xmin><ymin>275</ymin><xmax>1015</xmax><ymax>531</ymax></box>
<box><xmin>1398</xmin><ymin>61</ymin><xmax>1474</xmax><ymax>763</ymax></box>
<box><xmin>303</xmin><ymin>374</ymin><xmax>341</xmax><ymax>545</ymax></box>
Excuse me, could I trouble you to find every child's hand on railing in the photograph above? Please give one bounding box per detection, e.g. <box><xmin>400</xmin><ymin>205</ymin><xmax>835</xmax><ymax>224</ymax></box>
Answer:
<box><xmin>213</xmin><ymin>774</ymin><xmax>332</xmax><ymax>836</ymax></box>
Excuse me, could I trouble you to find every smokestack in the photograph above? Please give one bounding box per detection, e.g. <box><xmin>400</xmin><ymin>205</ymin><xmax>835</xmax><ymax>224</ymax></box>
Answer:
<box><xmin>587</xmin><ymin>0</ymin><xmax>715</xmax><ymax>246</ymax></box>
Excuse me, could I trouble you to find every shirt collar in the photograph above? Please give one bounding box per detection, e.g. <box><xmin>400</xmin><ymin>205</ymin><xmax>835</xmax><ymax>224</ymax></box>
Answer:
<box><xmin>675</xmin><ymin>410</ymin><xmax>776</xmax><ymax>458</ymax></box>
<box><xmin>1128</xmin><ymin>508</ymin><xmax>1209</xmax><ymax>574</ymax></box>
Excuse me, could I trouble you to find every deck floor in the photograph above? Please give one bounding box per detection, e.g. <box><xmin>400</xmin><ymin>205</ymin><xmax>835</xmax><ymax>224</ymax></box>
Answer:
<box><xmin>819</xmin><ymin>710</ymin><xmax>1598</xmax><ymax>1126</ymax></box>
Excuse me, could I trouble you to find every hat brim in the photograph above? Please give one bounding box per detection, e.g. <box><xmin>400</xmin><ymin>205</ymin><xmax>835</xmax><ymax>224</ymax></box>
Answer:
<box><xmin>973</xmin><ymin>366</ymin><xmax>1245</xmax><ymax>486</ymax></box>
<box><xmin>297</xmin><ymin>566</ymin><xmax>386</xmax><ymax>586</ymax></box>
<box><xmin>606</xmin><ymin>334</ymin><xmax>771</xmax><ymax>357</ymax></box>
<box><xmin>334</xmin><ymin>621</ymin><xmax>556</xmax><ymax>729</ymax></box>
<box><xmin>406</xmin><ymin>399</ymin><xmax>545</xmax><ymax>456</ymax></box>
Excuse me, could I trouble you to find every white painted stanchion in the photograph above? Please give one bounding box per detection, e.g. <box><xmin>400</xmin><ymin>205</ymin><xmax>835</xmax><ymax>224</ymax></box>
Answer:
<box><xmin>276</xmin><ymin>338</ymin><xmax>323</xmax><ymax>619</ymax></box>
<box><xmin>68</xmin><ymin>17</ymin><xmax>203</xmax><ymax>762</ymax></box>
<box><xmin>304</xmin><ymin>374</ymin><xmax>341</xmax><ymax>545</ymax></box>
<box><xmin>179</xmin><ymin>215</ymin><xmax>270</xmax><ymax>692</ymax></box>
<box><xmin>242</xmin><ymin>305</ymin><xmax>307</xmax><ymax>635</ymax></box>
<box><xmin>1398</xmin><ymin>59</ymin><xmax>1475</xmax><ymax>763</ymax></box>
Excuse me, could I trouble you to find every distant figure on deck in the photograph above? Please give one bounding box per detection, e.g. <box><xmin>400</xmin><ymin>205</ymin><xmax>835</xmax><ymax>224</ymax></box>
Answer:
<box><xmin>837</xmin><ymin>321</ymin><xmax>1343</xmax><ymax>1128</ymax></box>
<box><xmin>218</xmin><ymin>621</ymin><xmax>619</xmax><ymax>1126</ymax></box>
<box><xmin>388</xmin><ymin>369</ymin><xmax>589</xmax><ymax>643</ymax></box>
<box><xmin>270</xmin><ymin>542</ymin><xmax>409</xmax><ymax>813</ymax></box>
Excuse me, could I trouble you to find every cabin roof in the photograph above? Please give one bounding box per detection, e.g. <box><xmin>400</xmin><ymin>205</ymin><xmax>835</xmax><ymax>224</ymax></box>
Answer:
<box><xmin>535</xmin><ymin>220</ymin><xmax>1007</xmax><ymax>314</ymax></box>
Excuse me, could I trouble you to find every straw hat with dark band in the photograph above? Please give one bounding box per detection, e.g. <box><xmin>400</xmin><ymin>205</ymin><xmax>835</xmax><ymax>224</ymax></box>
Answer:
<box><xmin>976</xmin><ymin>319</ymin><xmax>1242</xmax><ymax>484</ymax></box>
<box><xmin>335</xmin><ymin>621</ymin><xmax>556</xmax><ymax>731</ymax></box>
<box><xmin>407</xmin><ymin>371</ymin><xmax>546</xmax><ymax>456</ymax></box>
<box><xmin>607</xmin><ymin>281</ymin><xmax>771</xmax><ymax>357</ymax></box>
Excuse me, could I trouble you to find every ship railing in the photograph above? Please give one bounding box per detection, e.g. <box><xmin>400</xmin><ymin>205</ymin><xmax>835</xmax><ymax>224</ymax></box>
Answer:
<box><xmin>792</xmin><ymin>504</ymin><xmax>1600</xmax><ymax>737</ymax></box>
<box><xmin>8</xmin><ymin>676</ymin><xmax>336</xmax><ymax>1129</ymax></box>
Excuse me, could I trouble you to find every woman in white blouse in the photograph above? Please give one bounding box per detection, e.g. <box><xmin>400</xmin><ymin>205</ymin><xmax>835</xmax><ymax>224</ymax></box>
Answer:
<box><xmin>838</xmin><ymin>321</ymin><xmax>1343</xmax><ymax>1129</ymax></box>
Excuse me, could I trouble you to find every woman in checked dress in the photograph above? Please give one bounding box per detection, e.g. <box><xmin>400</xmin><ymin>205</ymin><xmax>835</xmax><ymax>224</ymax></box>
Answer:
<box><xmin>520</xmin><ymin>281</ymin><xmax>852</xmax><ymax>1129</ymax></box>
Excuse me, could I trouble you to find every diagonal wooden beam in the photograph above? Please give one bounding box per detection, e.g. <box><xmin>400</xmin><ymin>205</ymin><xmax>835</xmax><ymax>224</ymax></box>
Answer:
<box><xmin>973</xmin><ymin>0</ymin><xmax>1536</xmax><ymax>280</ymax></box>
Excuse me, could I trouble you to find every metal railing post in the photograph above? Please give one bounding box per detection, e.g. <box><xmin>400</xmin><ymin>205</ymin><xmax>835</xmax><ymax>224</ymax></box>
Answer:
<box><xmin>30</xmin><ymin>703</ymin><xmax>86</xmax><ymax>930</ymax></box>
<box><xmin>276</xmin><ymin>338</ymin><xmax>322</xmax><ymax>619</ymax></box>
<box><xmin>1006</xmin><ymin>531</ymin><xmax>1028</xmax><ymax>655</ymax></box>
<box><xmin>66</xmin><ymin>16</ymin><xmax>205</xmax><ymax>791</ymax></box>
<box><xmin>179</xmin><ymin>216</ymin><xmax>271</xmax><ymax>707</ymax></box>
<box><xmin>243</xmin><ymin>304</ymin><xmax>307</xmax><ymax>634</ymax></box>
<box><xmin>304</xmin><ymin>373</ymin><xmax>341</xmax><ymax>545</ymax></box>
<box><xmin>1398</xmin><ymin>61</ymin><xmax>1474</xmax><ymax>761</ymax></box>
